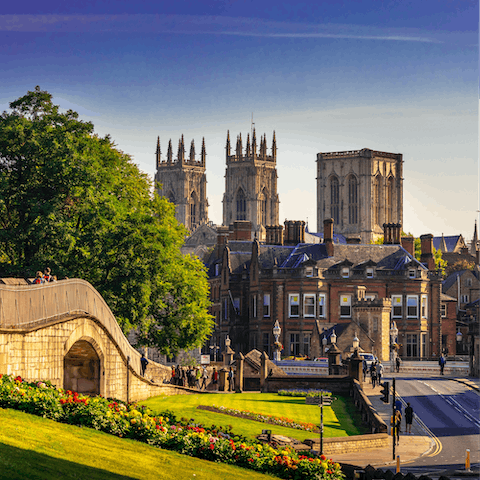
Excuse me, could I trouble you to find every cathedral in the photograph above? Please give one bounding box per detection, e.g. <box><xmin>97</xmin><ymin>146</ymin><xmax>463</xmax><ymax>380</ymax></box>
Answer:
<box><xmin>316</xmin><ymin>148</ymin><xmax>403</xmax><ymax>243</ymax></box>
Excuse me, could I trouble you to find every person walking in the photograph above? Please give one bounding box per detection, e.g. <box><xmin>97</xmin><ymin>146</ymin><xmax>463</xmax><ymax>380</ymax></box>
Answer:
<box><xmin>228</xmin><ymin>367</ymin><xmax>234</xmax><ymax>391</ymax></box>
<box><xmin>405</xmin><ymin>402</ymin><xmax>414</xmax><ymax>434</ymax></box>
<box><xmin>212</xmin><ymin>367</ymin><xmax>218</xmax><ymax>391</ymax></box>
<box><xmin>439</xmin><ymin>354</ymin><xmax>446</xmax><ymax>375</ymax></box>
<box><xmin>377</xmin><ymin>362</ymin><xmax>384</xmax><ymax>385</ymax></box>
<box><xmin>140</xmin><ymin>353</ymin><xmax>149</xmax><ymax>376</ymax></box>
<box><xmin>362</xmin><ymin>360</ymin><xmax>368</xmax><ymax>381</ymax></box>
<box><xmin>170</xmin><ymin>366</ymin><xmax>176</xmax><ymax>384</ymax></box>
<box><xmin>195</xmin><ymin>367</ymin><xmax>202</xmax><ymax>389</ymax></box>
<box><xmin>201</xmin><ymin>366</ymin><xmax>208</xmax><ymax>390</ymax></box>
<box><xmin>395</xmin><ymin>356</ymin><xmax>401</xmax><ymax>373</ymax></box>
<box><xmin>394</xmin><ymin>409</ymin><xmax>402</xmax><ymax>445</ymax></box>
<box><xmin>370</xmin><ymin>362</ymin><xmax>377</xmax><ymax>387</ymax></box>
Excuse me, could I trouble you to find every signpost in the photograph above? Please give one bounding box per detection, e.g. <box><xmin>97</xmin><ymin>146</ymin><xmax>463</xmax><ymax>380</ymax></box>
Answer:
<box><xmin>318</xmin><ymin>392</ymin><xmax>336</xmax><ymax>456</ymax></box>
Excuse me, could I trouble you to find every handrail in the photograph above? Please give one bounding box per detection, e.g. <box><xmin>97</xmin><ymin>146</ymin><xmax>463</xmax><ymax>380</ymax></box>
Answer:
<box><xmin>0</xmin><ymin>279</ymin><xmax>142</xmax><ymax>374</ymax></box>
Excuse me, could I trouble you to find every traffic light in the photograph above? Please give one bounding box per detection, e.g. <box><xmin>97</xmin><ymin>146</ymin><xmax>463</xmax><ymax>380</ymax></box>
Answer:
<box><xmin>380</xmin><ymin>381</ymin><xmax>389</xmax><ymax>403</ymax></box>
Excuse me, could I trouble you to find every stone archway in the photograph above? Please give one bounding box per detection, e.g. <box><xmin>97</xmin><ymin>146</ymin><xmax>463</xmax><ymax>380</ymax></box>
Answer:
<box><xmin>64</xmin><ymin>340</ymin><xmax>101</xmax><ymax>395</ymax></box>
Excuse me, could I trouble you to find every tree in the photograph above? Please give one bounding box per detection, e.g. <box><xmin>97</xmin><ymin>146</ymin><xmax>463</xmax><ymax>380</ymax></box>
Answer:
<box><xmin>0</xmin><ymin>87</ymin><xmax>213</xmax><ymax>355</ymax></box>
<box><xmin>413</xmin><ymin>238</ymin><xmax>446</xmax><ymax>276</ymax></box>
<box><xmin>445</xmin><ymin>258</ymin><xmax>476</xmax><ymax>277</ymax></box>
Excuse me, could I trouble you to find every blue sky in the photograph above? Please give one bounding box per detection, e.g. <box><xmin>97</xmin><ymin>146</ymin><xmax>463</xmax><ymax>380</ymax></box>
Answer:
<box><xmin>1</xmin><ymin>1</ymin><xmax>478</xmax><ymax>239</ymax></box>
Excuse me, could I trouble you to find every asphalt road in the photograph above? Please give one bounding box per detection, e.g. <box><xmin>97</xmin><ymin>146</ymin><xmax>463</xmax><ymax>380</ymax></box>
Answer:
<box><xmin>392</xmin><ymin>376</ymin><xmax>480</xmax><ymax>477</ymax></box>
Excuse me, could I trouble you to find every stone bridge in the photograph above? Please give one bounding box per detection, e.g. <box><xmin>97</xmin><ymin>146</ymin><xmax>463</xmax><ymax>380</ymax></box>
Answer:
<box><xmin>0</xmin><ymin>279</ymin><xmax>186</xmax><ymax>401</ymax></box>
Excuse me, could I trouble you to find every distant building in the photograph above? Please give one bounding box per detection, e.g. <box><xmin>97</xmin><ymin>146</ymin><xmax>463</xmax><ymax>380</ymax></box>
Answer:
<box><xmin>316</xmin><ymin>148</ymin><xmax>403</xmax><ymax>244</ymax></box>
<box><xmin>154</xmin><ymin>135</ymin><xmax>208</xmax><ymax>232</ymax></box>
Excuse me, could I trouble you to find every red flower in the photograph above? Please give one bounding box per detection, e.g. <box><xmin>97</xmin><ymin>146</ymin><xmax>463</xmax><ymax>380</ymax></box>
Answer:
<box><xmin>156</xmin><ymin>425</ymin><xmax>160</xmax><ymax>430</ymax></box>
<box><xmin>209</xmin><ymin>443</ymin><xmax>214</xmax><ymax>450</ymax></box>
<box><xmin>320</xmin><ymin>454</ymin><xmax>326</xmax><ymax>461</ymax></box>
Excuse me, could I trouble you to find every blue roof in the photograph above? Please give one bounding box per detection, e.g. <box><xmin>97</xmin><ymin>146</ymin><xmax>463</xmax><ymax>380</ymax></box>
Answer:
<box><xmin>433</xmin><ymin>235</ymin><xmax>462</xmax><ymax>252</ymax></box>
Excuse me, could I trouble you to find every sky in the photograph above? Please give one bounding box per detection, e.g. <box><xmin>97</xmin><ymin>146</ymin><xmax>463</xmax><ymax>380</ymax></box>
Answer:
<box><xmin>1</xmin><ymin>1</ymin><xmax>478</xmax><ymax>240</ymax></box>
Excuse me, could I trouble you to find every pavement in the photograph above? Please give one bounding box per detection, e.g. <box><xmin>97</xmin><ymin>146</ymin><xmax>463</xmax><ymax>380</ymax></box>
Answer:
<box><xmin>329</xmin><ymin>372</ymin><xmax>480</xmax><ymax>470</ymax></box>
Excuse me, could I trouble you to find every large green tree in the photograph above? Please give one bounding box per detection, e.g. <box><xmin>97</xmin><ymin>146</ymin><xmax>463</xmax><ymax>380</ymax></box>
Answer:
<box><xmin>0</xmin><ymin>87</ymin><xmax>213</xmax><ymax>355</ymax></box>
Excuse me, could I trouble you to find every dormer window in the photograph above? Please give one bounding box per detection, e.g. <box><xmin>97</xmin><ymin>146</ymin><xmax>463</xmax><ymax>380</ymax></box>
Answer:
<box><xmin>305</xmin><ymin>267</ymin><xmax>314</xmax><ymax>277</ymax></box>
<box><xmin>366</xmin><ymin>267</ymin><xmax>374</xmax><ymax>278</ymax></box>
<box><xmin>408</xmin><ymin>269</ymin><xmax>416</xmax><ymax>279</ymax></box>
<box><xmin>341</xmin><ymin>267</ymin><xmax>350</xmax><ymax>278</ymax></box>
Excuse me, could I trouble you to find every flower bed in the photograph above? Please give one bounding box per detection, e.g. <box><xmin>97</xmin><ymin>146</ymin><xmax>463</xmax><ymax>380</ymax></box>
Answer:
<box><xmin>198</xmin><ymin>405</ymin><xmax>318</xmax><ymax>432</ymax></box>
<box><xmin>0</xmin><ymin>374</ymin><xmax>344</xmax><ymax>480</ymax></box>
<box><xmin>278</xmin><ymin>389</ymin><xmax>333</xmax><ymax>398</ymax></box>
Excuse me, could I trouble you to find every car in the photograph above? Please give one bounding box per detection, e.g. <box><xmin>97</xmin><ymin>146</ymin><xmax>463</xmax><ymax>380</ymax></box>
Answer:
<box><xmin>359</xmin><ymin>352</ymin><xmax>376</xmax><ymax>368</ymax></box>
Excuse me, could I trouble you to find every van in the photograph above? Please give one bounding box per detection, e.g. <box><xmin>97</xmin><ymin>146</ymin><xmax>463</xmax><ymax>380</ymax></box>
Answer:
<box><xmin>359</xmin><ymin>352</ymin><xmax>375</xmax><ymax>368</ymax></box>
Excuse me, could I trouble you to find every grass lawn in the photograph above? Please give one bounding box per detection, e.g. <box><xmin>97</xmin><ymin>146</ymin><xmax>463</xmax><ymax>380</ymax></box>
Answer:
<box><xmin>0</xmin><ymin>408</ymin><xmax>277</xmax><ymax>480</ymax></box>
<box><xmin>142</xmin><ymin>392</ymin><xmax>367</xmax><ymax>442</ymax></box>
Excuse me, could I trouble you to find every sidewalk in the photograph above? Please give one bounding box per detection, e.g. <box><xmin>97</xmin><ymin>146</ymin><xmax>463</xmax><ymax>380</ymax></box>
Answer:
<box><xmin>330</xmin><ymin>377</ymin><xmax>435</xmax><ymax>468</ymax></box>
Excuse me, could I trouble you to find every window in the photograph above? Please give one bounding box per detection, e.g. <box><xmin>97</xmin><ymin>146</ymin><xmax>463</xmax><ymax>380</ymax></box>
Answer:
<box><xmin>392</xmin><ymin>295</ymin><xmax>402</xmax><ymax>317</ymax></box>
<box><xmin>260</xmin><ymin>188</ymin><xmax>268</xmax><ymax>226</ymax></box>
<box><xmin>407</xmin><ymin>296</ymin><xmax>418</xmax><ymax>318</ymax></box>
<box><xmin>421</xmin><ymin>295</ymin><xmax>428</xmax><ymax>318</ymax></box>
<box><xmin>386</xmin><ymin>177</ymin><xmax>394</xmax><ymax>223</ymax></box>
<box><xmin>466</xmin><ymin>278</ymin><xmax>472</xmax><ymax>287</ymax></box>
<box><xmin>305</xmin><ymin>267</ymin><xmax>314</xmax><ymax>277</ymax></box>
<box><xmin>373</xmin><ymin>176</ymin><xmax>381</xmax><ymax>226</ymax></box>
<box><xmin>330</xmin><ymin>176</ymin><xmax>340</xmax><ymax>225</ymax></box>
<box><xmin>189</xmin><ymin>192</ymin><xmax>197</xmax><ymax>229</ymax></box>
<box><xmin>233</xmin><ymin>298</ymin><xmax>240</xmax><ymax>315</ymax></box>
<box><xmin>263</xmin><ymin>294</ymin><xmax>270</xmax><ymax>317</ymax></box>
<box><xmin>289</xmin><ymin>294</ymin><xmax>300</xmax><ymax>317</ymax></box>
<box><xmin>318</xmin><ymin>294</ymin><xmax>326</xmax><ymax>318</ymax></box>
<box><xmin>340</xmin><ymin>295</ymin><xmax>351</xmax><ymax>317</ymax></box>
<box><xmin>290</xmin><ymin>333</ymin><xmax>300</xmax><ymax>356</ymax></box>
<box><xmin>348</xmin><ymin>175</ymin><xmax>358</xmax><ymax>224</ymax></box>
<box><xmin>341</xmin><ymin>267</ymin><xmax>350</xmax><ymax>278</ymax></box>
<box><xmin>373</xmin><ymin>317</ymin><xmax>378</xmax><ymax>332</ymax></box>
<box><xmin>263</xmin><ymin>332</ymin><xmax>270</xmax><ymax>355</ymax></box>
<box><xmin>223</xmin><ymin>299</ymin><xmax>228</xmax><ymax>321</ymax></box>
<box><xmin>251</xmin><ymin>295</ymin><xmax>257</xmax><ymax>318</ymax></box>
<box><xmin>365</xmin><ymin>294</ymin><xmax>376</xmax><ymax>301</ymax></box>
<box><xmin>461</xmin><ymin>295</ymin><xmax>469</xmax><ymax>303</ymax></box>
<box><xmin>406</xmin><ymin>334</ymin><xmax>418</xmax><ymax>357</ymax></box>
<box><xmin>303</xmin><ymin>294</ymin><xmax>316</xmax><ymax>317</ymax></box>
<box><xmin>440</xmin><ymin>303</ymin><xmax>447</xmax><ymax>318</ymax></box>
<box><xmin>366</xmin><ymin>267</ymin><xmax>374</xmax><ymax>278</ymax></box>
<box><xmin>236</xmin><ymin>189</ymin><xmax>246</xmax><ymax>221</ymax></box>
<box><xmin>215</xmin><ymin>264</ymin><xmax>220</xmax><ymax>276</ymax></box>
<box><xmin>408</xmin><ymin>269</ymin><xmax>416</xmax><ymax>279</ymax></box>
<box><xmin>303</xmin><ymin>334</ymin><xmax>310</xmax><ymax>357</ymax></box>
<box><xmin>422</xmin><ymin>333</ymin><xmax>427</xmax><ymax>357</ymax></box>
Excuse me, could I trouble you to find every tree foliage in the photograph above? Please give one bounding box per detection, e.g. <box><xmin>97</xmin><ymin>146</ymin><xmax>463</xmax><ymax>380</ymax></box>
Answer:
<box><xmin>0</xmin><ymin>87</ymin><xmax>213</xmax><ymax>355</ymax></box>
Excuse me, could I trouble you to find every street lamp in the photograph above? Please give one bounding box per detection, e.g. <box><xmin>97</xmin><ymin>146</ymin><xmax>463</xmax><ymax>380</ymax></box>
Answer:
<box><xmin>273</xmin><ymin>320</ymin><xmax>282</xmax><ymax>361</ymax></box>
<box><xmin>352</xmin><ymin>332</ymin><xmax>359</xmax><ymax>351</ymax></box>
<box><xmin>330</xmin><ymin>329</ymin><xmax>337</xmax><ymax>345</ymax></box>
<box><xmin>225</xmin><ymin>335</ymin><xmax>231</xmax><ymax>348</ymax></box>
<box><xmin>456</xmin><ymin>330</ymin><xmax>463</xmax><ymax>342</ymax></box>
<box><xmin>322</xmin><ymin>335</ymin><xmax>328</xmax><ymax>356</ymax></box>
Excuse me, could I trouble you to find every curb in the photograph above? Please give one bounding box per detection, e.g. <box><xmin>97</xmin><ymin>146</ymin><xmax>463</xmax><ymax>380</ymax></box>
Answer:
<box><xmin>451</xmin><ymin>378</ymin><xmax>480</xmax><ymax>392</ymax></box>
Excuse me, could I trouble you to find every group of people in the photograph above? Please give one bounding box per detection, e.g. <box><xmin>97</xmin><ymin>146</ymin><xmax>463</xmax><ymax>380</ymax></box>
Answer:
<box><xmin>32</xmin><ymin>267</ymin><xmax>57</xmax><ymax>284</ymax></box>
<box><xmin>392</xmin><ymin>402</ymin><xmax>414</xmax><ymax>445</ymax></box>
<box><xmin>170</xmin><ymin>365</ymin><xmax>219</xmax><ymax>390</ymax></box>
<box><xmin>363</xmin><ymin>360</ymin><xmax>384</xmax><ymax>387</ymax></box>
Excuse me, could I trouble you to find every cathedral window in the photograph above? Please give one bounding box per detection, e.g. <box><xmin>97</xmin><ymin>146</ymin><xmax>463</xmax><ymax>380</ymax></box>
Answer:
<box><xmin>373</xmin><ymin>175</ymin><xmax>381</xmax><ymax>226</ymax></box>
<box><xmin>386</xmin><ymin>177</ymin><xmax>394</xmax><ymax>223</ymax></box>
<box><xmin>330</xmin><ymin>176</ymin><xmax>340</xmax><ymax>225</ymax></box>
<box><xmin>189</xmin><ymin>192</ymin><xmax>197</xmax><ymax>229</ymax></box>
<box><xmin>348</xmin><ymin>175</ymin><xmax>358</xmax><ymax>224</ymax></box>
<box><xmin>236</xmin><ymin>189</ymin><xmax>246</xmax><ymax>221</ymax></box>
<box><xmin>260</xmin><ymin>188</ymin><xmax>268</xmax><ymax>226</ymax></box>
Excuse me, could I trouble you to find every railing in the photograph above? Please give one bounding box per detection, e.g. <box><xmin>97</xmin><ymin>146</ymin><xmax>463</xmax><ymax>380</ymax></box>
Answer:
<box><xmin>0</xmin><ymin>279</ymin><xmax>142</xmax><ymax>374</ymax></box>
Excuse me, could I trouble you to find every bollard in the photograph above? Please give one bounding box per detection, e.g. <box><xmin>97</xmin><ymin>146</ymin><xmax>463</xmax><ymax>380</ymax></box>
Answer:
<box><xmin>466</xmin><ymin>449</ymin><xmax>471</xmax><ymax>471</ymax></box>
<box><xmin>396</xmin><ymin>455</ymin><xmax>400</xmax><ymax>473</ymax></box>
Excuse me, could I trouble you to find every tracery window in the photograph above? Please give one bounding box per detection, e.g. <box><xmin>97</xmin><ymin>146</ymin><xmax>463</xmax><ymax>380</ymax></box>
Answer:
<box><xmin>236</xmin><ymin>189</ymin><xmax>246</xmax><ymax>221</ymax></box>
<box><xmin>386</xmin><ymin>177</ymin><xmax>394</xmax><ymax>223</ymax></box>
<box><xmin>348</xmin><ymin>175</ymin><xmax>358</xmax><ymax>224</ymax></box>
<box><xmin>373</xmin><ymin>175</ymin><xmax>381</xmax><ymax>226</ymax></box>
<box><xmin>330</xmin><ymin>176</ymin><xmax>340</xmax><ymax>225</ymax></box>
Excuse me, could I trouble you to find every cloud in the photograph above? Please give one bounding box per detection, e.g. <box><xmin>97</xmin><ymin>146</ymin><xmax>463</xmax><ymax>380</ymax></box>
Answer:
<box><xmin>0</xmin><ymin>14</ymin><xmax>446</xmax><ymax>43</ymax></box>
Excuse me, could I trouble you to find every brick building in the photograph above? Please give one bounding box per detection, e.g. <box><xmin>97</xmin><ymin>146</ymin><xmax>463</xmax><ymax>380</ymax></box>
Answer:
<box><xmin>205</xmin><ymin>221</ymin><xmax>447</xmax><ymax>361</ymax></box>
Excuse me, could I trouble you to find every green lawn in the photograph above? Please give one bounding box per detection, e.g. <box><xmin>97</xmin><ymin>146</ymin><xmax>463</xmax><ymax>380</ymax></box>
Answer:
<box><xmin>0</xmin><ymin>408</ymin><xmax>277</xmax><ymax>480</ymax></box>
<box><xmin>142</xmin><ymin>392</ymin><xmax>366</xmax><ymax>442</ymax></box>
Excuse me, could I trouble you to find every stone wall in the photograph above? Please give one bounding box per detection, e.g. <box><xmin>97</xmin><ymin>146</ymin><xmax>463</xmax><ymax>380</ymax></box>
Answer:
<box><xmin>305</xmin><ymin>433</ymin><xmax>390</xmax><ymax>455</ymax></box>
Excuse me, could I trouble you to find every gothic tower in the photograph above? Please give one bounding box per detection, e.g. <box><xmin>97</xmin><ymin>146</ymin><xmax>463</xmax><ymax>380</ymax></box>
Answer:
<box><xmin>155</xmin><ymin>135</ymin><xmax>208</xmax><ymax>232</ymax></box>
<box><xmin>316</xmin><ymin>148</ymin><xmax>403</xmax><ymax>243</ymax></box>
<box><xmin>222</xmin><ymin>129</ymin><xmax>280</xmax><ymax>240</ymax></box>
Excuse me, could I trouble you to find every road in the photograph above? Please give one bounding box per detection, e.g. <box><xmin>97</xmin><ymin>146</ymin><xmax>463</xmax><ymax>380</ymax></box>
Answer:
<box><xmin>392</xmin><ymin>376</ymin><xmax>480</xmax><ymax>477</ymax></box>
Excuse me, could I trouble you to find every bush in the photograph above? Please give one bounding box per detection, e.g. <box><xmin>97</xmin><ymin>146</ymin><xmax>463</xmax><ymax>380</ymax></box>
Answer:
<box><xmin>278</xmin><ymin>389</ymin><xmax>332</xmax><ymax>398</ymax></box>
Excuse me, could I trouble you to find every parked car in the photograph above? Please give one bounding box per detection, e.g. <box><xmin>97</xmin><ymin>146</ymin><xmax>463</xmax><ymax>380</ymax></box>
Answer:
<box><xmin>359</xmin><ymin>353</ymin><xmax>375</xmax><ymax>368</ymax></box>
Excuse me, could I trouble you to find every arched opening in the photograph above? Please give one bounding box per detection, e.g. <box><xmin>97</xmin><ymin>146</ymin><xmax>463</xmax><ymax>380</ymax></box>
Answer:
<box><xmin>64</xmin><ymin>340</ymin><xmax>101</xmax><ymax>395</ymax></box>
<box><xmin>348</xmin><ymin>175</ymin><xmax>358</xmax><ymax>225</ymax></box>
<box><xmin>236</xmin><ymin>188</ymin><xmax>246</xmax><ymax>221</ymax></box>
<box><xmin>259</xmin><ymin>187</ymin><xmax>268</xmax><ymax>226</ymax></box>
<box><xmin>386</xmin><ymin>176</ymin><xmax>394</xmax><ymax>223</ymax></box>
<box><xmin>189</xmin><ymin>191</ymin><xmax>197</xmax><ymax>230</ymax></box>
<box><xmin>330</xmin><ymin>176</ymin><xmax>340</xmax><ymax>225</ymax></box>
<box><xmin>373</xmin><ymin>175</ymin><xmax>381</xmax><ymax>226</ymax></box>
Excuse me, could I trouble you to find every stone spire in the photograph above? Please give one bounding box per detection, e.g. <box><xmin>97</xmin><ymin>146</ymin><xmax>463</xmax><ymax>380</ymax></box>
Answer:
<box><xmin>201</xmin><ymin>137</ymin><xmax>206</xmax><ymax>166</ymax></box>
<box><xmin>189</xmin><ymin>139</ymin><xmax>195</xmax><ymax>162</ymax></box>
<box><xmin>235</xmin><ymin>134</ymin><xmax>243</xmax><ymax>158</ymax></box>
<box><xmin>471</xmin><ymin>220</ymin><xmax>479</xmax><ymax>255</ymax></box>
<box><xmin>167</xmin><ymin>139</ymin><xmax>173</xmax><ymax>164</ymax></box>
<box><xmin>155</xmin><ymin>136</ymin><xmax>161</xmax><ymax>169</ymax></box>
<box><xmin>439</xmin><ymin>233</ymin><xmax>447</xmax><ymax>253</ymax></box>
<box><xmin>272</xmin><ymin>131</ymin><xmax>277</xmax><ymax>160</ymax></box>
<box><xmin>246</xmin><ymin>133</ymin><xmax>251</xmax><ymax>157</ymax></box>
<box><xmin>226</xmin><ymin>130</ymin><xmax>231</xmax><ymax>156</ymax></box>
<box><xmin>252</xmin><ymin>128</ymin><xmax>257</xmax><ymax>159</ymax></box>
<box><xmin>178</xmin><ymin>135</ymin><xmax>185</xmax><ymax>164</ymax></box>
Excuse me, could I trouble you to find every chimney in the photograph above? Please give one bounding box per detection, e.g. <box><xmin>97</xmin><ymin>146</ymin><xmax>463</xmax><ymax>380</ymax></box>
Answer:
<box><xmin>231</xmin><ymin>221</ymin><xmax>252</xmax><ymax>241</ymax></box>
<box><xmin>401</xmin><ymin>236</ymin><xmax>415</xmax><ymax>257</ymax></box>
<box><xmin>324</xmin><ymin>218</ymin><xmax>334</xmax><ymax>257</ymax></box>
<box><xmin>216</xmin><ymin>226</ymin><xmax>230</xmax><ymax>257</ymax></box>
<box><xmin>266</xmin><ymin>225</ymin><xmax>284</xmax><ymax>245</ymax></box>
<box><xmin>283</xmin><ymin>220</ymin><xmax>305</xmax><ymax>246</ymax></box>
<box><xmin>383</xmin><ymin>223</ymin><xmax>393</xmax><ymax>244</ymax></box>
<box><xmin>420</xmin><ymin>234</ymin><xmax>435</xmax><ymax>270</ymax></box>
<box><xmin>393</xmin><ymin>223</ymin><xmax>402</xmax><ymax>244</ymax></box>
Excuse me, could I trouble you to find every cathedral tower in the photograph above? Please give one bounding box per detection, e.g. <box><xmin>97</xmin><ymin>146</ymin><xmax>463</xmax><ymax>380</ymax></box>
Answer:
<box><xmin>316</xmin><ymin>148</ymin><xmax>403</xmax><ymax>243</ymax></box>
<box><xmin>155</xmin><ymin>135</ymin><xmax>208</xmax><ymax>232</ymax></box>
<box><xmin>222</xmin><ymin>129</ymin><xmax>280</xmax><ymax>240</ymax></box>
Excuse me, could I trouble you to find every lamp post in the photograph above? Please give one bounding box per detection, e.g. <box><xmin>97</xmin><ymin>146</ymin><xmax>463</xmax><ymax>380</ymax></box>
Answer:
<box><xmin>330</xmin><ymin>329</ymin><xmax>337</xmax><ymax>345</ymax></box>
<box><xmin>322</xmin><ymin>335</ymin><xmax>328</xmax><ymax>356</ymax></box>
<box><xmin>225</xmin><ymin>335</ymin><xmax>231</xmax><ymax>348</ymax></box>
<box><xmin>390</xmin><ymin>321</ymin><xmax>399</xmax><ymax>373</ymax></box>
<box><xmin>273</xmin><ymin>320</ymin><xmax>282</xmax><ymax>361</ymax></box>
<box><xmin>352</xmin><ymin>332</ymin><xmax>360</xmax><ymax>352</ymax></box>
<box><xmin>210</xmin><ymin>344</ymin><xmax>220</xmax><ymax>362</ymax></box>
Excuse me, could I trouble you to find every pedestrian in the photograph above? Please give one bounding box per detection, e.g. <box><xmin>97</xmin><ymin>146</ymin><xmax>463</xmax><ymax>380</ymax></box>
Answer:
<box><xmin>140</xmin><ymin>353</ymin><xmax>149</xmax><ymax>376</ymax></box>
<box><xmin>439</xmin><ymin>354</ymin><xmax>446</xmax><ymax>375</ymax></box>
<box><xmin>43</xmin><ymin>267</ymin><xmax>52</xmax><ymax>282</ymax></box>
<box><xmin>394</xmin><ymin>409</ymin><xmax>402</xmax><ymax>445</ymax></box>
<box><xmin>201</xmin><ymin>366</ymin><xmax>208</xmax><ymax>390</ymax></box>
<box><xmin>170</xmin><ymin>366</ymin><xmax>176</xmax><ymax>384</ymax></box>
<box><xmin>32</xmin><ymin>271</ymin><xmax>44</xmax><ymax>284</ymax></box>
<box><xmin>377</xmin><ymin>362</ymin><xmax>383</xmax><ymax>384</ymax></box>
<box><xmin>370</xmin><ymin>362</ymin><xmax>377</xmax><ymax>387</ymax></box>
<box><xmin>405</xmin><ymin>402</ymin><xmax>414</xmax><ymax>434</ymax></box>
<box><xmin>395</xmin><ymin>356</ymin><xmax>401</xmax><ymax>373</ymax></box>
<box><xmin>195</xmin><ymin>367</ymin><xmax>202</xmax><ymax>389</ymax></box>
<box><xmin>362</xmin><ymin>360</ymin><xmax>367</xmax><ymax>381</ymax></box>
<box><xmin>212</xmin><ymin>367</ymin><xmax>218</xmax><ymax>391</ymax></box>
<box><xmin>228</xmin><ymin>366</ymin><xmax>234</xmax><ymax>391</ymax></box>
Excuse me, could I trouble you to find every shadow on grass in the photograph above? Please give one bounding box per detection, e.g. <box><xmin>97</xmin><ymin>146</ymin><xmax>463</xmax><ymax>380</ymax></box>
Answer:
<box><xmin>0</xmin><ymin>442</ymin><xmax>137</xmax><ymax>480</ymax></box>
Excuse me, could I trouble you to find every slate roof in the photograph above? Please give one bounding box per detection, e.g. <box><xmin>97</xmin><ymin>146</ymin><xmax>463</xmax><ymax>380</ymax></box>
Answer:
<box><xmin>442</xmin><ymin>270</ymin><xmax>468</xmax><ymax>292</ymax></box>
<box><xmin>433</xmin><ymin>235</ymin><xmax>463</xmax><ymax>252</ymax></box>
<box><xmin>305</xmin><ymin>231</ymin><xmax>347</xmax><ymax>244</ymax></box>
